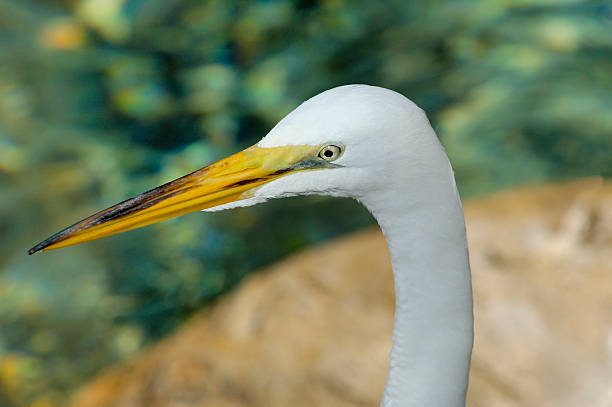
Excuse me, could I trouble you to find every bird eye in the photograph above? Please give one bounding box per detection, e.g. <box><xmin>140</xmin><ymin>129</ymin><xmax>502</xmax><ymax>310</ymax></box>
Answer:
<box><xmin>318</xmin><ymin>144</ymin><xmax>342</xmax><ymax>161</ymax></box>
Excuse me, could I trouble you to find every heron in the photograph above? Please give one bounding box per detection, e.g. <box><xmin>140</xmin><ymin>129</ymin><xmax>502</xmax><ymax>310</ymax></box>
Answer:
<box><xmin>29</xmin><ymin>85</ymin><xmax>473</xmax><ymax>407</ymax></box>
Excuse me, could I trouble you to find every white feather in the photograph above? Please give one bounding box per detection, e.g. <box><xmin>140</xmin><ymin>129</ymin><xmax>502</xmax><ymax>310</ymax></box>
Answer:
<box><xmin>205</xmin><ymin>85</ymin><xmax>472</xmax><ymax>407</ymax></box>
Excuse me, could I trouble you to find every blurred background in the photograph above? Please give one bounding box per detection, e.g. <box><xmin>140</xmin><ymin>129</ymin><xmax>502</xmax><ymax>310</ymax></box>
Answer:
<box><xmin>0</xmin><ymin>0</ymin><xmax>611</xmax><ymax>406</ymax></box>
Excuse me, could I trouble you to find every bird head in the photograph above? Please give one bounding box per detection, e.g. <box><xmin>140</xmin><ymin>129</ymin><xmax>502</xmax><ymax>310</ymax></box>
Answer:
<box><xmin>29</xmin><ymin>85</ymin><xmax>436</xmax><ymax>254</ymax></box>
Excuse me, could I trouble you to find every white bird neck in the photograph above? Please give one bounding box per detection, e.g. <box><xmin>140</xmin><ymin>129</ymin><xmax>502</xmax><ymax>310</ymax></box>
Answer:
<box><xmin>360</xmin><ymin>147</ymin><xmax>473</xmax><ymax>407</ymax></box>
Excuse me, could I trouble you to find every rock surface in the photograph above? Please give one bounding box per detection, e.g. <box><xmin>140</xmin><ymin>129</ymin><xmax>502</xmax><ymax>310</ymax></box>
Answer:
<box><xmin>69</xmin><ymin>179</ymin><xmax>612</xmax><ymax>407</ymax></box>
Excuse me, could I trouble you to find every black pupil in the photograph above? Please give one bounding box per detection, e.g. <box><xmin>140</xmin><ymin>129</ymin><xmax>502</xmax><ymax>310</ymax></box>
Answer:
<box><xmin>324</xmin><ymin>149</ymin><xmax>334</xmax><ymax>158</ymax></box>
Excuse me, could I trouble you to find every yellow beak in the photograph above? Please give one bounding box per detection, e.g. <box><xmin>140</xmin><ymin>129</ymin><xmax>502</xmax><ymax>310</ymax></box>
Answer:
<box><xmin>29</xmin><ymin>144</ymin><xmax>324</xmax><ymax>254</ymax></box>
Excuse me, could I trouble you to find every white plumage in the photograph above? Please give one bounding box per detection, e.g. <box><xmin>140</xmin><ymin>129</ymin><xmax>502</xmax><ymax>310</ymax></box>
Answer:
<box><xmin>30</xmin><ymin>85</ymin><xmax>473</xmax><ymax>407</ymax></box>
<box><xmin>215</xmin><ymin>85</ymin><xmax>473</xmax><ymax>406</ymax></box>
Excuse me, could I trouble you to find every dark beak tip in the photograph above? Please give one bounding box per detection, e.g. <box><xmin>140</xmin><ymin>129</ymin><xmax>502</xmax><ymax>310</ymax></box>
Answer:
<box><xmin>28</xmin><ymin>238</ymin><xmax>54</xmax><ymax>255</ymax></box>
<box><xmin>28</xmin><ymin>245</ymin><xmax>42</xmax><ymax>255</ymax></box>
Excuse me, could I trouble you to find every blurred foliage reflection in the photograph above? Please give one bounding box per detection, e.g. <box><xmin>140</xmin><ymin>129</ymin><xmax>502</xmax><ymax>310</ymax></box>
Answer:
<box><xmin>0</xmin><ymin>0</ymin><xmax>610</xmax><ymax>405</ymax></box>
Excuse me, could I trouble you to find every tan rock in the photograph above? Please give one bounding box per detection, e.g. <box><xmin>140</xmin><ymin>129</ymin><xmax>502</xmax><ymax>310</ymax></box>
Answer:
<box><xmin>69</xmin><ymin>179</ymin><xmax>612</xmax><ymax>407</ymax></box>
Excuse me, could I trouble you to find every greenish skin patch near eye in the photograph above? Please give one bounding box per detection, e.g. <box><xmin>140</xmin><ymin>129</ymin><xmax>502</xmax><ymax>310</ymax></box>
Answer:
<box><xmin>290</xmin><ymin>158</ymin><xmax>342</xmax><ymax>171</ymax></box>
